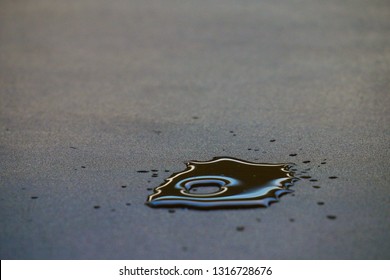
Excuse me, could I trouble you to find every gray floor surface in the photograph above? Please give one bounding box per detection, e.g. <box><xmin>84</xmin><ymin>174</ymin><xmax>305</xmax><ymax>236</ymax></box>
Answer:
<box><xmin>1</xmin><ymin>0</ymin><xmax>389</xmax><ymax>259</ymax></box>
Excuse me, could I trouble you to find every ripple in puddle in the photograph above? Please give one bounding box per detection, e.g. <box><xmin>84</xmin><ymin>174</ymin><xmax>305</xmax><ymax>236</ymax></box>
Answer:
<box><xmin>147</xmin><ymin>157</ymin><xmax>297</xmax><ymax>209</ymax></box>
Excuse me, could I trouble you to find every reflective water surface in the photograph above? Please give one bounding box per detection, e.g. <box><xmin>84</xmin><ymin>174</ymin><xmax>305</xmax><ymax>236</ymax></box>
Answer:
<box><xmin>147</xmin><ymin>157</ymin><xmax>297</xmax><ymax>209</ymax></box>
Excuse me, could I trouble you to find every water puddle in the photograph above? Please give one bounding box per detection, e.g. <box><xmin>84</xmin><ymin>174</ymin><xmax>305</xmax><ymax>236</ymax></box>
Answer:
<box><xmin>146</xmin><ymin>157</ymin><xmax>297</xmax><ymax>209</ymax></box>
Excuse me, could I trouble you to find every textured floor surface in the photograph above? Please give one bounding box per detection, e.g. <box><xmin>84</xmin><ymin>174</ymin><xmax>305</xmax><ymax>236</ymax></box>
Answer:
<box><xmin>1</xmin><ymin>0</ymin><xmax>389</xmax><ymax>259</ymax></box>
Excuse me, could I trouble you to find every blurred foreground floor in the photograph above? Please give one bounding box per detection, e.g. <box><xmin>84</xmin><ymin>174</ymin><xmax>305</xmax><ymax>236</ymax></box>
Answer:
<box><xmin>0</xmin><ymin>0</ymin><xmax>389</xmax><ymax>259</ymax></box>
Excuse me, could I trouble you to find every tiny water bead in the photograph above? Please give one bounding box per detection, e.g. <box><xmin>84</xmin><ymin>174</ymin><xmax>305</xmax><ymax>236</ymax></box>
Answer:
<box><xmin>236</xmin><ymin>226</ymin><xmax>245</xmax><ymax>231</ymax></box>
<box><xmin>146</xmin><ymin>157</ymin><xmax>297</xmax><ymax>209</ymax></box>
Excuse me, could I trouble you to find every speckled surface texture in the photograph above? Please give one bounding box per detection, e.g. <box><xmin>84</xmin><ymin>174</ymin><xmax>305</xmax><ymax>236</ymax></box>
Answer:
<box><xmin>1</xmin><ymin>0</ymin><xmax>389</xmax><ymax>259</ymax></box>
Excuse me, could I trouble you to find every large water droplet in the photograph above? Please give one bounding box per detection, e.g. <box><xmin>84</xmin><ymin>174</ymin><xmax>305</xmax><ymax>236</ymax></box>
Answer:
<box><xmin>146</xmin><ymin>157</ymin><xmax>297</xmax><ymax>209</ymax></box>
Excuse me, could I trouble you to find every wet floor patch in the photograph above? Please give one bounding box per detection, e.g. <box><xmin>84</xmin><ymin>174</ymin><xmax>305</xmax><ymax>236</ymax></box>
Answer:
<box><xmin>146</xmin><ymin>157</ymin><xmax>297</xmax><ymax>209</ymax></box>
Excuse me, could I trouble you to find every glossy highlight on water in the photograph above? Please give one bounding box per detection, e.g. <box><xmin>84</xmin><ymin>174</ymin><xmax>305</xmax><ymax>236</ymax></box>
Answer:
<box><xmin>147</xmin><ymin>157</ymin><xmax>297</xmax><ymax>209</ymax></box>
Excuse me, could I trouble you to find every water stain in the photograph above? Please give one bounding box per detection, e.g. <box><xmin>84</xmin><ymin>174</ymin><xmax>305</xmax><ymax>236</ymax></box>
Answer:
<box><xmin>146</xmin><ymin>157</ymin><xmax>297</xmax><ymax>209</ymax></box>
<box><xmin>236</xmin><ymin>226</ymin><xmax>245</xmax><ymax>231</ymax></box>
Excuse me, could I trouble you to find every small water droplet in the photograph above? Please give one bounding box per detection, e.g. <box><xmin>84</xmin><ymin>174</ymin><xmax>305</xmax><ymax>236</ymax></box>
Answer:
<box><xmin>147</xmin><ymin>157</ymin><xmax>297</xmax><ymax>209</ymax></box>
<box><xmin>327</xmin><ymin>215</ymin><xmax>336</xmax><ymax>220</ymax></box>
<box><xmin>302</xmin><ymin>161</ymin><xmax>310</xmax><ymax>163</ymax></box>
<box><xmin>321</xmin><ymin>162</ymin><xmax>327</xmax><ymax>165</ymax></box>
<box><xmin>192</xmin><ymin>116</ymin><xmax>199</xmax><ymax>119</ymax></box>
<box><xmin>270</xmin><ymin>139</ymin><xmax>276</xmax><ymax>142</ymax></box>
<box><xmin>300</xmin><ymin>175</ymin><xmax>311</xmax><ymax>179</ymax></box>
<box><xmin>289</xmin><ymin>218</ymin><xmax>295</xmax><ymax>222</ymax></box>
<box><xmin>312</xmin><ymin>185</ymin><xmax>321</xmax><ymax>189</ymax></box>
<box><xmin>168</xmin><ymin>209</ymin><xmax>175</xmax><ymax>213</ymax></box>
<box><xmin>121</xmin><ymin>185</ymin><xmax>127</xmax><ymax>188</ymax></box>
<box><xmin>81</xmin><ymin>166</ymin><xmax>86</xmax><ymax>168</ymax></box>
<box><xmin>137</xmin><ymin>170</ymin><xmax>149</xmax><ymax>173</ymax></box>
<box><xmin>69</xmin><ymin>146</ymin><xmax>77</xmax><ymax>149</ymax></box>
<box><xmin>289</xmin><ymin>153</ymin><xmax>297</xmax><ymax>157</ymax></box>
<box><xmin>94</xmin><ymin>205</ymin><xmax>100</xmax><ymax>209</ymax></box>
<box><xmin>309</xmin><ymin>179</ymin><xmax>318</xmax><ymax>182</ymax></box>
<box><xmin>329</xmin><ymin>176</ymin><xmax>338</xmax><ymax>179</ymax></box>
<box><xmin>126</xmin><ymin>203</ymin><xmax>131</xmax><ymax>206</ymax></box>
<box><xmin>31</xmin><ymin>196</ymin><xmax>38</xmax><ymax>199</ymax></box>
<box><xmin>151</xmin><ymin>169</ymin><xmax>158</xmax><ymax>172</ymax></box>
<box><xmin>236</xmin><ymin>226</ymin><xmax>245</xmax><ymax>231</ymax></box>
<box><xmin>317</xmin><ymin>201</ymin><xmax>324</xmax><ymax>205</ymax></box>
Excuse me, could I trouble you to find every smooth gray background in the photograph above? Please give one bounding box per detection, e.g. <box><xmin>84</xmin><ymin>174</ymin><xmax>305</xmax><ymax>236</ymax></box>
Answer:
<box><xmin>1</xmin><ymin>0</ymin><xmax>389</xmax><ymax>259</ymax></box>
